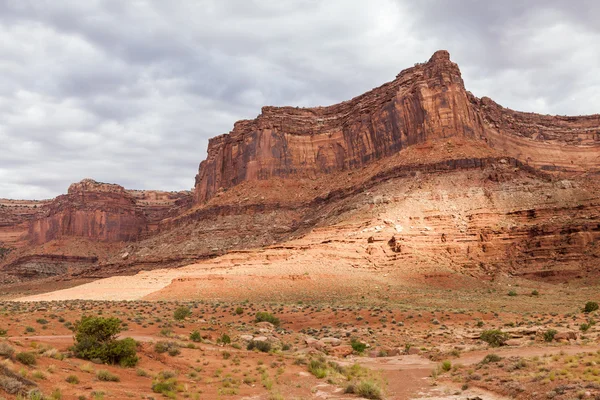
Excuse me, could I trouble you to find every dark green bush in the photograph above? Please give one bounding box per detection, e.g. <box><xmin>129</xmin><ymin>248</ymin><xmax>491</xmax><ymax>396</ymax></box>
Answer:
<box><xmin>584</xmin><ymin>301</ymin><xmax>599</xmax><ymax>313</ymax></box>
<box><xmin>255</xmin><ymin>312</ymin><xmax>280</xmax><ymax>326</ymax></box>
<box><xmin>350</xmin><ymin>338</ymin><xmax>367</xmax><ymax>354</ymax></box>
<box><xmin>543</xmin><ymin>329</ymin><xmax>557</xmax><ymax>342</ymax></box>
<box><xmin>72</xmin><ymin>316</ymin><xmax>138</xmax><ymax>367</ymax></box>
<box><xmin>480</xmin><ymin>330</ymin><xmax>509</xmax><ymax>347</ymax></box>
<box><xmin>217</xmin><ymin>333</ymin><xmax>231</xmax><ymax>345</ymax></box>
<box><xmin>235</xmin><ymin>307</ymin><xmax>244</xmax><ymax>315</ymax></box>
<box><xmin>247</xmin><ymin>340</ymin><xmax>271</xmax><ymax>353</ymax></box>
<box><xmin>173</xmin><ymin>307</ymin><xmax>192</xmax><ymax>321</ymax></box>
<box><xmin>189</xmin><ymin>330</ymin><xmax>201</xmax><ymax>342</ymax></box>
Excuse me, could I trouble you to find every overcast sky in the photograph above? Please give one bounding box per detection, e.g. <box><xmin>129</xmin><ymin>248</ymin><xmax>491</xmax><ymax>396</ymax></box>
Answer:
<box><xmin>0</xmin><ymin>0</ymin><xmax>598</xmax><ymax>199</ymax></box>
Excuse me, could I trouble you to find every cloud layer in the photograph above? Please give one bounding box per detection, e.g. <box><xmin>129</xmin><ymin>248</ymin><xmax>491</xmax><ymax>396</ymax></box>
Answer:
<box><xmin>0</xmin><ymin>0</ymin><xmax>598</xmax><ymax>199</ymax></box>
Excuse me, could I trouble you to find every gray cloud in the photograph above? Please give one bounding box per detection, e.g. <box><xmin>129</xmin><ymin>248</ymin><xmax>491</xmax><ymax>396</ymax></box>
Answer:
<box><xmin>0</xmin><ymin>0</ymin><xmax>598</xmax><ymax>199</ymax></box>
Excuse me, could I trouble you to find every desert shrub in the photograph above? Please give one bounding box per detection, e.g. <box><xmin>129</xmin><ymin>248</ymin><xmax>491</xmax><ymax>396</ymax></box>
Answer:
<box><xmin>441</xmin><ymin>360</ymin><xmax>452</xmax><ymax>372</ymax></box>
<box><xmin>189</xmin><ymin>330</ymin><xmax>201</xmax><ymax>342</ymax></box>
<box><xmin>507</xmin><ymin>290</ymin><xmax>517</xmax><ymax>297</ymax></box>
<box><xmin>580</xmin><ymin>320</ymin><xmax>596</xmax><ymax>332</ymax></box>
<box><xmin>255</xmin><ymin>312</ymin><xmax>280</xmax><ymax>326</ymax></box>
<box><xmin>72</xmin><ymin>316</ymin><xmax>139</xmax><ymax>367</ymax></box>
<box><xmin>16</xmin><ymin>352</ymin><xmax>36</xmax><ymax>366</ymax></box>
<box><xmin>152</xmin><ymin>378</ymin><xmax>177</xmax><ymax>396</ymax></box>
<box><xmin>481</xmin><ymin>353</ymin><xmax>502</xmax><ymax>364</ymax></box>
<box><xmin>217</xmin><ymin>333</ymin><xmax>231</xmax><ymax>345</ymax></box>
<box><xmin>480</xmin><ymin>330</ymin><xmax>509</xmax><ymax>347</ymax></box>
<box><xmin>543</xmin><ymin>329</ymin><xmax>558</xmax><ymax>342</ymax></box>
<box><xmin>0</xmin><ymin>342</ymin><xmax>15</xmax><ymax>358</ymax></box>
<box><xmin>154</xmin><ymin>341</ymin><xmax>180</xmax><ymax>356</ymax></box>
<box><xmin>247</xmin><ymin>340</ymin><xmax>271</xmax><ymax>353</ymax></box>
<box><xmin>350</xmin><ymin>338</ymin><xmax>367</xmax><ymax>354</ymax></box>
<box><xmin>0</xmin><ymin>328</ymin><xmax>8</xmax><ymax>336</ymax></box>
<box><xmin>35</xmin><ymin>319</ymin><xmax>48</xmax><ymax>325</ymax></box>
<box><xmin>531</xmin><ymin>290</ymin><xmax>539</xmax><ymax>296</ymax></box>
<box><xmin>308</xmin><ymin>359</ymin><xmax>328</xmax><ymax>378</ymax></box>
<box><xmin>584</xmin><ymin>301</ymin><xmax>599</xmax><ymax>313</ymax></box>
<box><xmin>25</xmin><ymin>327</ymin><xmax>35</xmax><ymax>333</ymax></box>
<box><xmin>235</xmin><ymin>307</ymin><xmax>244</xmax><ymax>315</ymax></box>
<box><xmin>65</xmin><ymin>374</ymin><xmax>80</xmax><ymax>384</ymax></box>
<box><xmin>96</xmin><ymin>369</ymin><xmax>120</xmax><ymax>382</ymax></box>
<box><xmin>355</xmin><ymin>379</ymin><xmax>383</xmax><ymax>400</ymax></box>
<box><xmin>0</xmin><ymin>364</ymin><xmax>36</xmax><ymax>394</ymax></box>
<box><xmin>173</xmin><ymin>307</ymin><xmax>192</xmax><ymax>321</ymax></box>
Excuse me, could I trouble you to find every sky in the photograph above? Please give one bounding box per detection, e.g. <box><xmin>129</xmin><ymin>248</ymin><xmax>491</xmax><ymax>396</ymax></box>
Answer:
<box><xmin>0</xmin><ymin>0</ymin><xmax>598</xmax><ymax>199</ymax></box>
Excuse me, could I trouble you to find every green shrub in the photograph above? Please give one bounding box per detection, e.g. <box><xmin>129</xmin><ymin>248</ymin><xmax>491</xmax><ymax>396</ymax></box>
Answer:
<box><xmin>173</xmin><ymin>307</ymin><xmax>192</xmax><ymax>321</ymax></box>
<box><xmin>66</xmin><ymin>375</ymin><xmax>80</xmax><ymax>384</ymax></box>
<box><xmin>508</xmin><ymin>290</ymin><xmax>517</xmax><ymax>297</ymax></box>
<box><xmin>16</xmin><ymin>352</ymin><xmax>36</xmax><ymax>366</ymax></box>
<box><xmin>584</xmin><ymin>301</ymin><xmax>599</xmax><ymax>313</ymax></box>
<box><xmin>481</xmin><ymin>353</ymin><xmax>502</xmax><ymax>364</ymax></box>
<box><xmin>235</xmin><ymin>307</ymin><xmax>244</xmax><ymax>315</ymax></box>
<box><xmin>531</xmin><ymin>290</ymin><xmax>539</xmax><ymax>296</ymax></box>
<box><xmin>543</xmin><ymin>329</ymin><xmax>558</xmax><ymax>342</ymax></box>
<box><xmin>255</xmin><ymin>312</ymin><xmax>280</xmax><ymax>326</ymax></box>
<box><xmin>480</xmin><ymin>330</ymin><xmax>509</xmax><ymax>347</ymax></box>
<box><xmin>72</xmin><ymin>316</ymin><xmax>138</xmax><ymax>367</ymax></box>
<box><xmin>350</xmin><ymin>338</ymin><xmax>367</xmax><ymax>354</ymax></box>
<box><xmin>217</xmin><ymin>333</ymin><xmax>231</xmax><ymax>345</ymax></box>
<box><xmin>96</xmin><ymin>369</ymin><xmax>120</xmax><ymax>382</ymax></box>
<box><xmin>152</xmin><ymin>378</ymin><xmax>177</xmax><ymax>395</ymax></box>
<box><xmin>247</xmin><ymin>340</ymin><xmax>271</xmax><ymax>353</ymax></box>
<box><xmin>580</xmin><ymin>320</ymin><xmax>596</xmax><ymax>332</ymax></box>
<box><xmin>441</xmin><ymin>360</ymin><xmax>452</xmax><ymax>372</ymax></box>
<box><xmin>308</xmin><ymin>359</ymin><xmax>328</xmax><ymax>378</ymax></box>
<box><xmin>189</xmin><ymin>330</ymin><xmax>201</xmax><ymax>342</ymax></box>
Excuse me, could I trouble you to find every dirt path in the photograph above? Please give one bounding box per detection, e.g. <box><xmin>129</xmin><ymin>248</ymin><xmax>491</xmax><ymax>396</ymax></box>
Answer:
<box><xmin>349</xmin><ymin>344</ymin><xmax>600</xmax><ymax>399</ymax></box>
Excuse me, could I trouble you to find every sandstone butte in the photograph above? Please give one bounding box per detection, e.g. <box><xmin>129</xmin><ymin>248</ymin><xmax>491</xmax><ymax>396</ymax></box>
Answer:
<box><xmin>1</xmin><ymin>50</ymin><xmax>600</xmax><ymax>293</ymax></box>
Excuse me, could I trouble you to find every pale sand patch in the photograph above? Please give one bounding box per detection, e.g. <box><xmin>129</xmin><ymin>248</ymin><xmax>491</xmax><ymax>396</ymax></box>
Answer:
<box><xmin>16</xmin><ymin>270</ymin><xmax>179</xmax><ymax>301</ymax></box>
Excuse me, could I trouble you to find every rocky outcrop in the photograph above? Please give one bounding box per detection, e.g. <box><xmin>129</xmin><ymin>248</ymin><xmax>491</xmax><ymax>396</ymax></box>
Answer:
<box><xmin>27</xmin><ymin>179</ymin><xmax>192</xmax><ymax>245</ymax></box>
<box><xmin>194</xmin><ymin>50</ymin><xmax>600</xmax><ymax>204</ymax></box>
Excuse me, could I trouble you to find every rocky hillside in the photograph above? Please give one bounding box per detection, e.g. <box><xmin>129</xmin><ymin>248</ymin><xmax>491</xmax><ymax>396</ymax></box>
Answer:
<box><xmin>1</xmin><ymin>50</ymin><xmax>599</xmax><ymax>291</ymax></box>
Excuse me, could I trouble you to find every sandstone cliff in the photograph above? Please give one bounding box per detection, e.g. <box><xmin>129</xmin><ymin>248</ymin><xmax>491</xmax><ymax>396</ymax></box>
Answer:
<box><xmin>194</xmin><ymin>50</ymin><xmax>600</xmax><ymax>204</ymax></box>
<box><xmin>27</xmin><ymin>179</ymin><xmax>192</xmax><ymax>245</ymax></box>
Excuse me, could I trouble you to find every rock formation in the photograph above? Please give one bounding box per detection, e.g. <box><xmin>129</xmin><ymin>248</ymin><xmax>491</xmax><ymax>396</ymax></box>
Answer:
<box><xmin>194</xmin><ymin>50</ymin><xmax>600</xmax><ymax>204</ymax></box>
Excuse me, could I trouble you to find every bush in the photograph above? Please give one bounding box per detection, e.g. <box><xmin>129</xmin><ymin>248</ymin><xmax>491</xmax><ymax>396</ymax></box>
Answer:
<box><xmin>66</xmin><ymin>375</ymin><xmax>80</xmax><ymax>384</ymax></box>
<box><xmin>189</xmin><ymin>330</ymin><xmax>201</xmax><ymax>342</ymax></box>
<box><xmin>584</xmin><ymin>301</ymin><xmax>599</xmax><ymax>313</ymax></box>
<box><xmin>152</xmin><ymin>378</ymin><xmax>177</xmax><ymax>396</ymax></box>
<box><xmin>235</xmin><ymin>307</ymin><xmax>244</xmax><ymax>315</ymax></box>
<box><xmin>480</xmin><ymin>330</ymin><xmax>509</xmax><ymax>347</ymax></box>
<box><xmin>543</xmin><ymin>329</ymin><xmax>558</xmax><ymax>342</ymax></box>
<box><xmin>16</xmin><ymin>352</ymin><xmax>36</xmax><ymax>366</ymax></box>
<box><xmin>441</xmin><ymin>360</ymin><xmax>452</xmax><ymax>372</ymax></box>
<box><xmin>72</xmin><ymin>316</ymin><xmax>138</xmax><ymax>367</ymax></box>
<box><xmin>531</xmin><ymin>290</ymin><xmax>539</xmax><ymax>296</ymax></box>
<box><xmin>481</xmin><ymin>353</ymin><xmax>502</xmax><ymax>364</ymax></box>
<box><xmin>217</xmin><ymin>333</ymin><xmax>231</xmax><ymax>345</ymax></box>
<box><xmin>0</xmin><ymin>342</ymin><xmax>15</xmax><ymax>358</ymax></box>
<box><xmin>508</xmin><ymin>290</ymin><xmax>517</xmax><ymax>297</ymax></box>
<box><xmin>255</xmin><ymin>312</ymin><xmax>280</xmax><ymax>326</ymax></box>
<box><xmin>355</xmin><ymin>379</ymin><xmax>383</xmax><ymax>400</ymax></box>
<box><xmin>308</xmin><ymin>359</ymin><xmax>328</xmax><ymax>378</ymax></box>
<box><xmin>350</xmin><ymin>338</ymin><xmax>367</xmax><ymax>354</ymax></box>
<box><xmin>173</xmin><ymin>307</ymin><xmax>192</xmax><ymax>321</ymax></box>
<box><xmin>154</xmin><ymin>341</ymin><xmax>180</xmax><ymax>356</ymax></box>
<box><xmin>96</xmin><ymin>369</ymin><xmax>120</xmax><ymax>382</ymax></box>
<box><xmin>247</xmin><ymin>340</ymin><xmax>271</xmax><ymax>353</ymax></box>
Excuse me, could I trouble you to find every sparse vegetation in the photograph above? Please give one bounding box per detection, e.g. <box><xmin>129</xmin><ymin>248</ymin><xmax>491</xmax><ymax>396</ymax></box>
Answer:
<box><xmin>173</xmin><ymin>306</ymin><xmax>192</xmax><ymax>321</ymax></box>
<box><xmin>584</xmin><ymin>301</ymin><xmax>599</xmax><ymax>313</ymax></box>
<box><xmin>255</xmin><ymin>312</ymin><xmax>280</xmax><ymax>326</ymax></box>
<box><xmin>480</xmin><ymin>329</ymin><xmax>509</xmax><ymax>347</ymax></box>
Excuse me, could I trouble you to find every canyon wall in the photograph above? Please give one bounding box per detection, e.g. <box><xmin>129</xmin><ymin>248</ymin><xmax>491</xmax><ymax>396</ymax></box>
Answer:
<box><xmin>27</xmin><ymin>179</ymin><xmax>192</xmax><ymax>245</ymax></box>
<box><xmin>194</xmin><ymin>50</ymin><xmax>600</xmax><ymax>204</ymax></box>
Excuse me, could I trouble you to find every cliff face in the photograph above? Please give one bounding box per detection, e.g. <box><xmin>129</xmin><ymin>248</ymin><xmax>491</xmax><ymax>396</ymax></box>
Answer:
<box><xmin>194</xmin><ymin>50</ymin><xmax>487</xmax><ymax>203</ymax></box>
<box><xmin>27</xmin><ymin>180</ymin><xmax>192</xmax><ymax>245</ymax></box>
<box><xmin>194</xmin><ymin>50</ymin><xmax>600</xmax><ymax>204</ymax></box>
